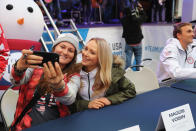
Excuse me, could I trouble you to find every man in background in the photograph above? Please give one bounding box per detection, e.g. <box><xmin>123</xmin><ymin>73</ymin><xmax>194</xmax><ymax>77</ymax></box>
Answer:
<box><xmin>47</xmin><ymin>0</ymin><xmax>64</xmax><ymax>27</ymax></box>
<box><xmin>121</xmin><ymin>0</ymin><xmax>146</xmax><ymax>70</ymax></box>
<box><xmin>157</xmin><ymin>23</ymin><xmax>196</xmax><ymax>87</ymax></box>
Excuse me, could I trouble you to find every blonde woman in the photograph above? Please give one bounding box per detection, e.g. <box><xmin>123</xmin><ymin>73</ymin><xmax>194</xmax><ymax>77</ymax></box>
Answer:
<box><xmin>71</xmin><ymin>38</ymin><xmax>136</xmax><ymax>112</ymax></box>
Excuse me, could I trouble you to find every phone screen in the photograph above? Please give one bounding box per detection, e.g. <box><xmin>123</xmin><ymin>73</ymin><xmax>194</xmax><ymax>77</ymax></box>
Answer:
<box><xmin>33</xmin><ymin>51</ymin><xmax>59</xmax><ymax>67</ymax></box>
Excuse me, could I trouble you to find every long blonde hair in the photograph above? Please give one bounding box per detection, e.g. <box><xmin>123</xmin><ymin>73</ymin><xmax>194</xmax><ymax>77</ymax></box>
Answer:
<box><xmin>90</xmin><ymin>38</ymin><xmax>113</xmax><ymax>93</ymax></box>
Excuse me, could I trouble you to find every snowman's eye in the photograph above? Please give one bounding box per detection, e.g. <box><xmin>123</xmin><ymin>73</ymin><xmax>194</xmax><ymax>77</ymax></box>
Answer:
<box><xmin>27</xmin><ymin>7</ymin><xmax>33</xmax><ymax>13</ymax></box>
<box><xmin>6</xmin><ymin>4</ymin><xmax>13</xmax><ymax>10</ymax></box>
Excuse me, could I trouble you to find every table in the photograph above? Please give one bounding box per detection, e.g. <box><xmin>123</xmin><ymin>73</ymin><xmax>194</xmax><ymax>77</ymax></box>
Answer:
<box><xmin>25</xmin><ymin>87</ymin><xmax>196</xmax><ymax>131</ymax></box>
<box><xmin>171</xmin><ymin>79</ymin><xmax>196</xmax><ymax>93</ymax></box>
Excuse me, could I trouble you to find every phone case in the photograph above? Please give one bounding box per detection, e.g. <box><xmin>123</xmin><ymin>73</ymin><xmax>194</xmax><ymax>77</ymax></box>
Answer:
<box><xmin>33</xmin><ymin>51</ymin><xmax>59</xmax><ymax>67</ymax></box>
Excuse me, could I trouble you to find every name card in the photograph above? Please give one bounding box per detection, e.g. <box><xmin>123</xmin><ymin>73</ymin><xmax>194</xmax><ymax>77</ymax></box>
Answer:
<box><xmin>156</xmin><ymin>104</ymin><xmax>195</xmax><ymax>131</ymax></box>
<box><xmin>119</xmin><ymin>125</ymin><xmax>140</xmax><ymax>131</ymax></box>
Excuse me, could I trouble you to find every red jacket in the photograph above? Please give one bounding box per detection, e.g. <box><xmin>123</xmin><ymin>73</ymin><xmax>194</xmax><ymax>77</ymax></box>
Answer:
<box><xmin>11</xmin><ymin>68</ymin><xmax>73</xmax><ymax>131</ymax></box>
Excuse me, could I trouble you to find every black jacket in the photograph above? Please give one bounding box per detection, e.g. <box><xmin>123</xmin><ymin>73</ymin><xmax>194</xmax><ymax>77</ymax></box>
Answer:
<box><xmin>121</xmin><ymin>9</ymin><xmax>146</xmax><ymax>44</ymax></box>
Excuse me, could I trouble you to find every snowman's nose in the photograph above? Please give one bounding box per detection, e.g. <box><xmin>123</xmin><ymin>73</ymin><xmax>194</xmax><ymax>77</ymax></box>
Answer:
<box><xmin>17</xmin><ymin>18</ymin><xmax>24</xmax><ymax>25</ymax></box>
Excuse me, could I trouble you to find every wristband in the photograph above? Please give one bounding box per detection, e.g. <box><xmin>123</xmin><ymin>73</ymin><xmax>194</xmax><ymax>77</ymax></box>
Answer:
<box><xmin>51</xmin><ymin>81</ymin><xmax>65</xmax><ymax>92</ymax></box>
<box><xmin>14</xmin><ymin>60</ymin><xmax>26</xmax><ymax>76</ymax></box>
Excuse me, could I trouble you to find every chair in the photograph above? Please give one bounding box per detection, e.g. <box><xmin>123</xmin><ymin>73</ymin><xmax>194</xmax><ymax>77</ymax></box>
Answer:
<box><xmin>125</xmin><ymin>66</ymin><xmax>159</xmax><ymax>95</ymax></box>
<box><xmin>142</xmin><ymin>58</ymin><xmax>159</xmax><ymax>75</ymax></box>
<box><xmin>0</xmin><ymin>86</ymin><xmax>19</xmax><ymax>131</ymax></box>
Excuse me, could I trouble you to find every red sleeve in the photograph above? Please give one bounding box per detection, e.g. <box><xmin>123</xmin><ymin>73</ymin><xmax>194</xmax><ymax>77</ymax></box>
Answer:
<box><xmin>11</xmin><ymin>67</ymin><xmax>26</xmax><ymax>84</ymax></box>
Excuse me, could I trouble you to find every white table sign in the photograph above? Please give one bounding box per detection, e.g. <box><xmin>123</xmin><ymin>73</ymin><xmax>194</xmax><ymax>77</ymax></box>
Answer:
<box><xmin>119</xmin><ymin>125</ymin><xmax>140</xmax><ymax>131</ymax></box>
<box><xmin>156</xmin><ymin>104</ymin><xmax>195</xmax><ymax>131</ymax></box>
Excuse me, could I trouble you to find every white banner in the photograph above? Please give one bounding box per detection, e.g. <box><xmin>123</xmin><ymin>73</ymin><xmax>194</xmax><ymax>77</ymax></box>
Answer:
<box><xmin>141</xmin><ymin>25</ymin><xmax>173</xmax><ymax>73</ymax></box>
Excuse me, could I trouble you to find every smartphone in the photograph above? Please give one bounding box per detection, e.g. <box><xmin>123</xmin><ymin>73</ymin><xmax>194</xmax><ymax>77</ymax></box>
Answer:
<box><xmin>33</xmin><ymin>51</ymin><xmax>59</xmax><ymax>67</ymax></box>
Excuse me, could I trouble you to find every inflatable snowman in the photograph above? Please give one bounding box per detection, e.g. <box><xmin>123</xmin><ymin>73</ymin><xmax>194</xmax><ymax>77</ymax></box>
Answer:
<box><xmin>0</xmin><ymin>0</ymin><xmax>44</xmax><ymax>90</ymax></box>
<box><xmin>0</xmin><ymin>24</ymin><xmax>10</xmax><ymax>80</ymax></box>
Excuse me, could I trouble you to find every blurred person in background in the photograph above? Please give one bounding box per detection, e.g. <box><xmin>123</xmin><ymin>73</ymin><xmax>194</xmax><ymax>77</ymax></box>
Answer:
<box><xmin>139</xmin><ymin>0</ymin><xmax>152</xmax><ymax>23</ymax></box>
<box><xmin>165</xmin><ymin>0</ymin><xmax>173</xmax><ymax>23</ymax></box>
<box><xmin>152</xmin><ymin>0</ymin><xmax>165</xmax><ymax>22</ymax></box>
<box><xmin>121</xmin><ymin>0</ymin><xmax>146</xmax><ymax>70</ymax></box>
<box><xmin>45</xmin><ymin>0</ymin><xmax>64</xmax><ymax>26</ymax></box>
<box><xmin>81</xmin><ymin>0</ymin><xmax>91</xmax><ymax>24</ymax></box>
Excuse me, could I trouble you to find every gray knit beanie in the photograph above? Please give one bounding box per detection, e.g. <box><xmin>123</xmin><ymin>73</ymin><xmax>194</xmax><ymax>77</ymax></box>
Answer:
<box><xmin>52</xmin><ymin>33</ymin><xmax>79</xmax><ymax>53</ymax></box>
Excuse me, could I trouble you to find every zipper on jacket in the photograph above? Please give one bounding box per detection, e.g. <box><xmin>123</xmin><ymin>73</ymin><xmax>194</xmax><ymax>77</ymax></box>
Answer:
<box><xmin>185</xmin><ymin>50</ymin><xmax>187</xmax><ymax>62</ymax></box>
<box><xmin>87</xmin><ymin>73</ymin><xmax>91</xmax><ymax>100</ymax></box>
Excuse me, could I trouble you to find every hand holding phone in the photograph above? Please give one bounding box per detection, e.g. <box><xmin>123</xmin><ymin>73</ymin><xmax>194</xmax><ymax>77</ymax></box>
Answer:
<box><xmin>33</xmin><ymin>51</ymin><xmax>59</xmax><ymax>67</ymax></box>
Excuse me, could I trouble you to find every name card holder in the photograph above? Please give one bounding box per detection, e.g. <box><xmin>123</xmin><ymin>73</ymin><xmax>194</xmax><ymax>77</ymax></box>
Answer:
<box><xmin>119</xmin><ymin>125</ymin><xmax>140</xmax><ymax>131</ymax></box>
<box><xmin>156</xmin><ymin>104</ymin><xmax>195</xmax><ymax>131</ymax></box>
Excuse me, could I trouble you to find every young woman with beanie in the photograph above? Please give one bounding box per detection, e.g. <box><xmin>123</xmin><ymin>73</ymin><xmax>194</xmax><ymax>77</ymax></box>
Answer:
<box><xmin>10</xmin><ymin>33</ymin><xmax>80</xmax><ymax>131</ymax></box>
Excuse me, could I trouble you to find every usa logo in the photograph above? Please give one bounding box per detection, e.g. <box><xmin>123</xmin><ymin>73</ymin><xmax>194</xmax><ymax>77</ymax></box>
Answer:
<box><xmin>164</xmin><ymin>50</ymin><xmax>172</xmax><ymax>56</ymax></box>
<box><xmin>187</xmin><ymin>57</ymin><xmax>194</xmax><ymax>64</ymax></box>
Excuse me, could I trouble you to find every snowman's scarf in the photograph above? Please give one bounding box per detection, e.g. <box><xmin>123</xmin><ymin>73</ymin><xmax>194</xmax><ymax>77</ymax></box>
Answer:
<box><xmin>7</xmin><ymin>39</ymin><xmax>41</xmax><ymax>51</ymax></box>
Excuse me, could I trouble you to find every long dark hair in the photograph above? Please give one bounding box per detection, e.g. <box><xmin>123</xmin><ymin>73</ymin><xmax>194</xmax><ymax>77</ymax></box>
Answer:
<box><xmin>62</xmin><ymin>50</ymin><xmax>79</xmax><ymax>77</ymax></box>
